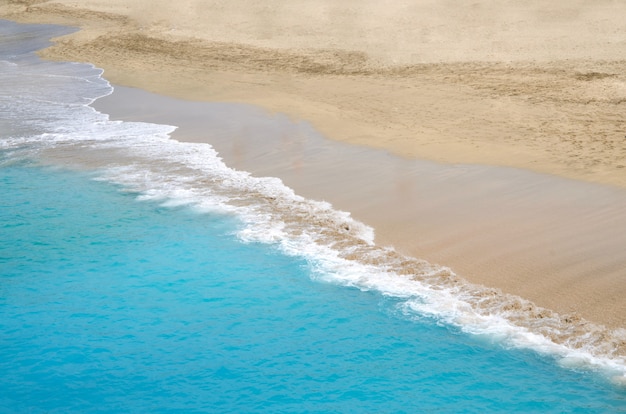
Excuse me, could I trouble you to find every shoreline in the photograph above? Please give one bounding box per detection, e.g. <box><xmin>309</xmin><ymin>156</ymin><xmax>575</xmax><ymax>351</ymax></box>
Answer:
<box><xmin>4</xmin><ymin>18</ymin><xmax>626</xmax><ymax>407</ymax></box>
<box><xmin>2</xmin><ymin>2</ymin><xmax>626</xmax><ymax>330</ymax></box>
<box><xmin>94</xmin><ymin>85</ymin><xmax>626</xmax><ymax>331</ymax></box>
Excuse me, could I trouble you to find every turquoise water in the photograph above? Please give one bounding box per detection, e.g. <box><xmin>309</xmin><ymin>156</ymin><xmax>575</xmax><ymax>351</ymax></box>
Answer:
<box><xmin>1</xmin><ymin>19</ymin><xmax>626</xmax><ymax>412</ymax></box>
<box><xmin>1</xmin><ymin>162</ymin><xmax>624</xmax><ymax>413</ymax></box>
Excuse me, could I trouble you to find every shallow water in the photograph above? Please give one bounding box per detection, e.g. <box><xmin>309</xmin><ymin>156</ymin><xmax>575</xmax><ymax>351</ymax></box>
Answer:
<box><xmin>3</xmin><ymin>159</ymin><xmax>626</xmax><ymax>413</ymax></box>
<box><xmin>1</xmin><ymin>19</ymin><xmax>626</xmax><ymax>412</ymax></box>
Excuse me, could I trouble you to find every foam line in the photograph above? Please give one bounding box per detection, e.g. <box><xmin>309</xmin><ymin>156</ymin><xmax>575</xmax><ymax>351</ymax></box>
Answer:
<box><xmin>2</xmin><ymin>32</ymin><xmax>625</xmax><ymax>386</ymax></box>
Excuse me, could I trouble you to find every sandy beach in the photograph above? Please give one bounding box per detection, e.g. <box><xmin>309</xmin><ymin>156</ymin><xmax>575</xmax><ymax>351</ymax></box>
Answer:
<box><xmin>2</xmin><ymin>0</ymin><xmax>626</xmax><ymax>330</ymax></box>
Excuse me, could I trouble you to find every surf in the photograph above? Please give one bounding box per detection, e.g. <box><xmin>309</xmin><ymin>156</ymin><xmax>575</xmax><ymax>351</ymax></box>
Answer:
<box><xmin>2</xmin><ymin>18</ymin><xmax>626</xmax><ymax>403</ymax></box>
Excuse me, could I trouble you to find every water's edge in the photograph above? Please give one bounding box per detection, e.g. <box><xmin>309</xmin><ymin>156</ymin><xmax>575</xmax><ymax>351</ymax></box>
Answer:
<box><xmin>2</xmin><ymin>18</ymin><xmax>626</xmax><ymax>388</ymax></box>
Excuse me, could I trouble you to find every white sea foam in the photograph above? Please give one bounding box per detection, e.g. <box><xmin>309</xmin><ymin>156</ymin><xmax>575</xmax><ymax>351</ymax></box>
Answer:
<box><xmin>76</xmin><ymin>127</ymin><xmax>626</xmax><ymax>383</ymax></box>
<box><xmin>3</xmin><ymin>33</ymin><xmax>626</xmax><ymax>386</ymax></box>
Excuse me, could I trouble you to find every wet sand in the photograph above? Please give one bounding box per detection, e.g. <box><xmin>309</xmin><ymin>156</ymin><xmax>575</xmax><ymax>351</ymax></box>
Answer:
<box><xmin>95</xmin><ymin>86</ymin><xmax>626</xmax><ymax>330</ymax></box>
<box><xmin>2</xmin><ymin>1</ymin><xmax>626</xmax><ymax>329</ymax></box>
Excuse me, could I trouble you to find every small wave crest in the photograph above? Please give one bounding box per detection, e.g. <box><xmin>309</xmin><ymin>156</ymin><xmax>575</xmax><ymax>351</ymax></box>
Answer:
<box><xmin>87</xmin><ymin>127</ymin><xmax>626</xmax><ymax>384</ymax></box>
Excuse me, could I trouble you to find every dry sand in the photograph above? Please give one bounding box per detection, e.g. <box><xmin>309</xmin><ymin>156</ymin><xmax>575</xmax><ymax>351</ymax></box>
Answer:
<box><xmin>3</xmin><ymin>0</ymin><xmax>626</xmax><ymax>187</ymax></box>
<box><xmin>2</xmin><ymin>0</ymin><xmax>626</xmax><ymax>328</ymax></box>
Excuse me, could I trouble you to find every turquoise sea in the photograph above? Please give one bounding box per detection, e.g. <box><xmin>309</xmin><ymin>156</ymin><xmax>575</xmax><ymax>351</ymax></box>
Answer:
<box><xmin>1</xmin><ymin>20</ymin><xmax>625</xmax><ymax>412</ymax></box>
